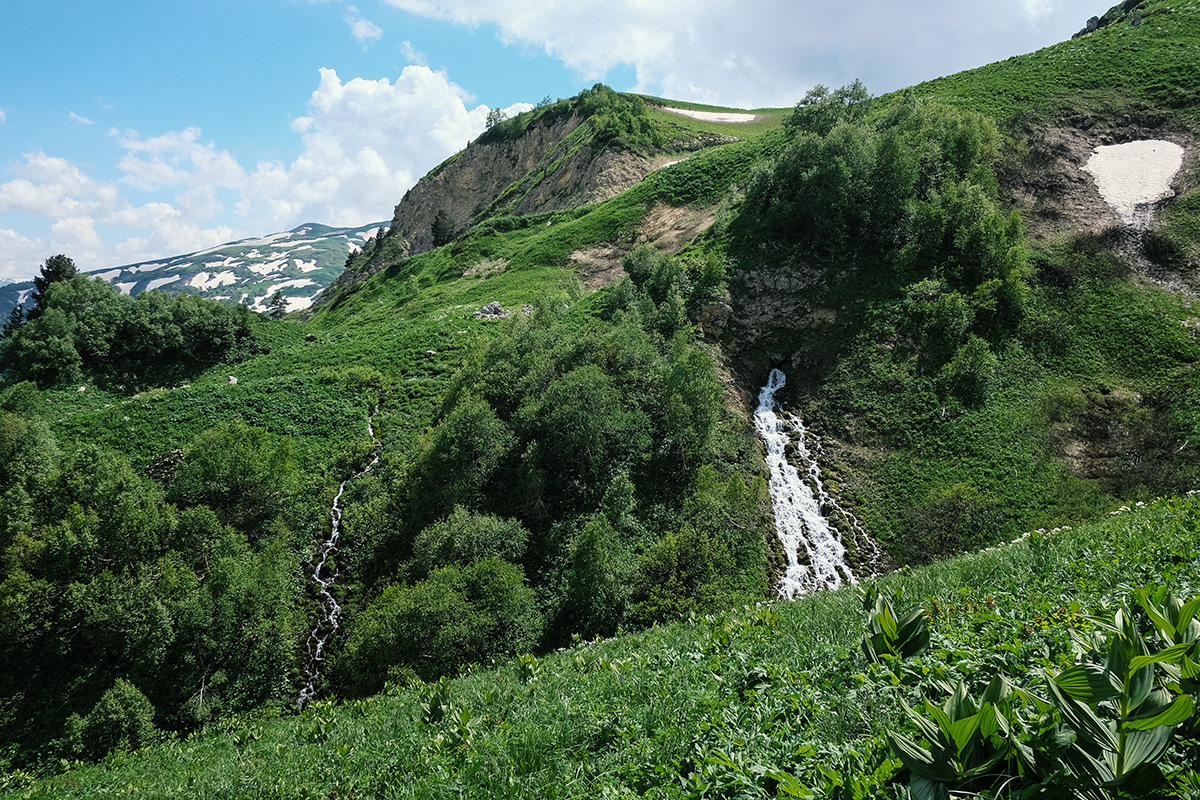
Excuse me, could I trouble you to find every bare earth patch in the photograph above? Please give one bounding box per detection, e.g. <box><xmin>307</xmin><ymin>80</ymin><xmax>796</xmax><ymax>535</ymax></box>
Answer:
<box><xmin>662</xmin><ymin>107</ymin><xmax>759</xmax><ymax>123</ymax></box>
<box><xmin>571</xmin><ymin>202</ymin><xmax>718</xmax><ymax>290</ymax></box>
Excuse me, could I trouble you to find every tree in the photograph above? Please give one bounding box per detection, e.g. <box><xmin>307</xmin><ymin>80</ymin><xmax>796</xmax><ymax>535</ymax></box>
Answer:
<box><xmin>485</xmin><ymin>107</ymin><xmax>507</xmax><ymax>129</ymax></box>
<box><xmin>64</xmin><ymin>678</ymin><xmax>158</xmax><ymax>761</ymax></box>
<box><xmin>267</xmin><ymin>291</ymin><xmax>287</xmax><ymax>320</ymax></box>
<box><xmin>166</xmin><ymin>420</ymin><xmax>297</xmax><ymax>538</ymax></box>
<box><xmin>1</xmin><ymin>305</ymin><xmax>25</xmax><ymax>339</ymax></box>
<box><xmin>431</xmin><ymin>209</ymin><xmax>457</xmax><ymax>247</ymax></box>
<box><xmin>561</xmin><ymin>514</ymin><xmax>628</xmax><ymax>638</ymax></box>
<box><xmin>28</xmin><ymin>254</ymin><xmax>77</xmax><ymax>320</ymax></box>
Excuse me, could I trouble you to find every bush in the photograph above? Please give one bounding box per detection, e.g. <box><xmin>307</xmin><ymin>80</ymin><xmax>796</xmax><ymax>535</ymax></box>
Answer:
<box><xmin>64</xmin><ymin>679</ymin><xmax>158</xmax><ymax>761</ymax></box>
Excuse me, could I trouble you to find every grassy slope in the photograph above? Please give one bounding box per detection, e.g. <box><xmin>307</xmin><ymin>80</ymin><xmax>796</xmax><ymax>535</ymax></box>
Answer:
<box><xmin>904</xmin><ymin>0</ymin><xmax>1200</xmax><ymax>126</ymax></box>
<box><xmin>9</xmin><ymin>4</ymin><xmax>1200</xmax><ymax>794</ymax></box>
<box><xmin>9</xmin><ymin>493</ymin><xmax>1198</xmax><ymax>798</ymax></box>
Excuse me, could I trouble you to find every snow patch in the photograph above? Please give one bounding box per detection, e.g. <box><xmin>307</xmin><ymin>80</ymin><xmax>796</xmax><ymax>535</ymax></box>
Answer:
<box><xmin>663</xmin><ymin>107</ymin><xmax>757</xmax><ymax>123</ymax></box>
<box><xmin>190</xmin><ymin>270</ymin><xmax>239</xmax><ymax>290</ymax></box>
<box><xmin>128</xmin><ymin>262</ymin><xmax>168</xmax><ymax>274</ymax></box>
<box><xmin>115</xmin><ymin>282</ymin><xmax>136</xmax><ymax>296</ymax></box>
<box><xmin>145</xmin><ymin>275</ymin><xmax>181</xmax><ymax>291</ymax></box>
<box><xmin>266</xmin><ymin>278</ymin><xmax>318</xmax><ymax>292</ymax></box>
<box><xmin>1084</xmin><ymin>140</ymin><xmax>1185</xmax><ymax>224</ymax></box>
<box><xmin>249</xmin><ymin>259</ymin><xmax>289</xmax><ymax>276</ymax></box>
<box><xmin>293</xmin><ymin>259</ymin><xmax>319</xmax><ymax>273</ymax></box>
<box><xmin>94</xmin><ymin>269</ymin><xmax>122</xmax><ymax>282</ymax></box>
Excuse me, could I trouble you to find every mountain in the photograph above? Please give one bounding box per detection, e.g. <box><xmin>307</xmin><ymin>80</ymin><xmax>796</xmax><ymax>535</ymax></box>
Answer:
<box><xmin>0</xmin><ymin>221</ymin><xmax>385</xmax><ymax>317</ymax></box>
<box><xmin>3</xmin><ymin>0</ymin><xmax>1200</xmax><ymax>795</ymax></box>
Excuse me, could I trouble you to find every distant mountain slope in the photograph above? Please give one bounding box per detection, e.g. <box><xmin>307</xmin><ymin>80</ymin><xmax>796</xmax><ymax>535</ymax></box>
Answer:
<box><xmin>0</xmin><ymin>221</ymin><xmax>385</xmax><ymax>316</ymax></box>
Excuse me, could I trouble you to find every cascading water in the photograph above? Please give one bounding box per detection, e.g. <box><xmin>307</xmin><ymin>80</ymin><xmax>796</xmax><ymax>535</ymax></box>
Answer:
<box><xmin>755</xmin><ymin>369</ymin><xmax>880</xmax><ymax>597</ymax></box>
<box><xmin>297</xmin><ymin>408</ymin><xmax>381</xmax><ymax>709</ymax></box>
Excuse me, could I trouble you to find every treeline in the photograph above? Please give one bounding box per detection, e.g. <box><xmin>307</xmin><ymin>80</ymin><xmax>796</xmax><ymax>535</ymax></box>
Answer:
<box><xmin>1</xmin><ymin>256</ymin><xmax>262</xmax><ymax>390</ymax></box>
<box><xmin>479</xmin><ymin>83</ymin><xmax>664</xmax><ymax>154</ymax></box>
<box><xmin>0</xmin><ymin>378</ymin><xmax>310</xmax><ymax>769</ymax></box>
<box><xmin>333</xmin><ymin>273</ymin><xmax>773</xmax><ymax>696</ymax></box>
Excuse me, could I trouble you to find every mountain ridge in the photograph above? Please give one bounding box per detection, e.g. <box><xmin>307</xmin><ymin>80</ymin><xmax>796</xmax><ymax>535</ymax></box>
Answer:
<box><xmin>0</xmin><ymin>220</ymin><xmax>386</xmax><ymax>317</ymax></box>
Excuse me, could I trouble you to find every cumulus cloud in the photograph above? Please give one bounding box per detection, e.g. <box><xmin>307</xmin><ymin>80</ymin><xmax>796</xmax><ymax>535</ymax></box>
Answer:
<box><xmin>0</xmin><ymin>108</ymin><xmax>6</xmax><ymax>123</ymax></box>
<box><xmin>383</xmin><ymin>0</ymin><xmax>1098</xmax><ymax>106</ymax></box>
<box><xmin>0</xmin><ymin>65</ymin><xmax>528</xmax><ymax>279</ymax></box>
<box><xmin>236</xmin><ymin>65</ymin><xmax>529</xmax><ymax>229</ymax></box>
<box><xmin>69</xmin><ymin>112</ymin><xmax>95</xmax><ymax>125</ymax></box>
<box><xmin>113</xmin><ymin>126</ymin><xmax>245</xmax><ymax>192</ymax></box>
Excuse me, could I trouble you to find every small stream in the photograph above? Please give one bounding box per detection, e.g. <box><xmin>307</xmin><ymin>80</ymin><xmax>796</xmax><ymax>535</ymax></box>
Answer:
<box><xmin>297</xmin><ymin>408</ymin><xmax>381</xmax><ymax>710</ymax></box>
<box><xmin>754</xmin><ymin>369</ymin><xmax>880</xmax><ymax>597</ymax></box>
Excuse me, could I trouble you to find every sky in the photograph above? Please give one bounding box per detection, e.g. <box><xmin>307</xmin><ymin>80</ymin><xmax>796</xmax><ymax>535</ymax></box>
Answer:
<box><xmin>0</xmin><ymin>0</ymin><xmax>1104</xmax><ymax>283</ymax></box>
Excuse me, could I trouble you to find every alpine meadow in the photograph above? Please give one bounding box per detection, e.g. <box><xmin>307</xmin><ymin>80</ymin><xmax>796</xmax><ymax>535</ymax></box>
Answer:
<box><xmin>5</xmin><ymin>1</ymin><xmax>1200</xmax><ymax>797</ymax></box>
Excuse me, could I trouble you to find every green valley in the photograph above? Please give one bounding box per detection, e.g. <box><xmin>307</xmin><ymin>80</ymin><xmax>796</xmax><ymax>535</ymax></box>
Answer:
<box><xmin>2</xmin><ymin>0</ymin><xmax>1200</xmax><ymax>796</ymax></box>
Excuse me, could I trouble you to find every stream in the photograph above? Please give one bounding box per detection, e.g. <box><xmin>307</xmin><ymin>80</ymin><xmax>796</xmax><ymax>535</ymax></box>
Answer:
<box><xmin>297</xmin><ymin>407</ymin><xmax>381</xmax><ymax>709</ymax></box>
<box><xmin>754</xmin><ymin>369</ymin><xmax>880</xmax><ymax>597</ymax></box>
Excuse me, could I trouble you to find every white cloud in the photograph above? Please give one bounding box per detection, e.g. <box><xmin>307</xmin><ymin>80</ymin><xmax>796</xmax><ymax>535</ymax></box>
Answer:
<box><xmin>0</xmin><ymin>108</ymin><xmax>8</xmax><ymax>124</ymax></box>
<box><xmin>383</xmin><ymin>0</ymin><xmax>1100</xmax><ymax>106</ymax></box>
<box><xmin>69</xmin><ymin>111</ymin><xmax>95</xmax><ymax>125</ymax></box>
<box><xmin>0</xmin><ymin>65</ymin><xmax>530</xmax><ymax>280</ymax></box>
<box><xmin>236</xmin><ymin>65</ymin><xmax>529</xmax><ymax>229</ymax></box>
<box><xmin>1023</xmin><ymin>0</ymin><xmax>1058</xmax><ymax>19</ymax></box>
<box><xmin>346</xmin><ymin>6</ymin><xmax>383</xmax><ymax>43</ymax></box>
<box><xmin>400</xmin><ymin>40</ymin><xmax>428</xmax><ymax>66</ymax></box>
<box><xmin>350</xmin><ymin>17</ymin><xmax>383</xmax><ymax>43</ymax></box>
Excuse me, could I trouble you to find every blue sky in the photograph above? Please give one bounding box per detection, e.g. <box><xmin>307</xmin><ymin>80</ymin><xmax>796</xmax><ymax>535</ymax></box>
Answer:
<box><xmin>0</xmin><ymin>0</ymin><xmax>1101</xmax><ymax>282</ymax></box>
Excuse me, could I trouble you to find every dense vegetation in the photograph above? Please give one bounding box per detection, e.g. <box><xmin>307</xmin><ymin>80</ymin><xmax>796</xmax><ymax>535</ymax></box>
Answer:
<box><xmin>1</xmin><ymin>258</ymin><xmax>261</xmax><ymax>390</ymax></box>
<box><xmin>6</xmin><ymin>494</ymin><xmax>1199</xmax><ymax>798</ymax></box>
<box><xmin>3</xmin><ymin>0</ymin><xmax>1200</xmax><ymax>794</ymax></box>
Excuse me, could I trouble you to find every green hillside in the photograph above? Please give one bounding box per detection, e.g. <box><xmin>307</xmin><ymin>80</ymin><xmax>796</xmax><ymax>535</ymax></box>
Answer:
<box><xmin>2</xmin><ymin>0</ymin><xmax>1200</xmax><ymax>796</ymax></box>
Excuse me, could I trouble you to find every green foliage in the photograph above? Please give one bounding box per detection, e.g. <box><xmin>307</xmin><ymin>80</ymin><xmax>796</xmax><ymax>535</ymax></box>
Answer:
<box><xmin>64</xmin><ymin>679</ymin><xmax>158</xmax><ymax>761</ymax></box>
<box><xmin>0</xmin><ymin>274</ymin><xmax>259</xmax><ymax>389</ymax></box>
<box><xmin>411</xmin><ymin>506</ymin><xmax>530</xmax><ymax>578</ymax></box>
<box><xmin>19</xmin><ymin>495</ymin><xmax>1200</xmax><ymax>798</ymax></box>
<box><xmin>166</xmin><ymin>419</ymin><xmax>297</xmax><ymax>539</ymax></box>
<box><xmin>337</xmin><ymin>557</ymin><xmax>542</xmax><ymax>694</ymax></box>
<box><xmin>859</xmin><ymin>586</ymin><xmax>931</xmax><ymax>663</ymax></box>
<box><xmin>628</xmin><ymin>468</ymin><xmax>773</xmax><ymax>625</ymax></box>
<box><xmin>431</xmin><ymin>208</ymin><xmax>457</xmax><ymax>247</ymax></box>
<box><xmin>561</xmin><ymin>514</ymin><xmax>629</xmax><ymax>639</ymax></box>
<box><xmin>28</xmin><ymin>254</ymin><xmax>77</xmax><ymax>320</ymax></box>
<box><xmin>888</xmin><ymin>586</ymin><xmax>1200</xmax><ymax>799</ymax></box>
<box><xmin>784</xmin><ymin>79</ymin><xmax>872</xmax><ymax>137</ymax></box>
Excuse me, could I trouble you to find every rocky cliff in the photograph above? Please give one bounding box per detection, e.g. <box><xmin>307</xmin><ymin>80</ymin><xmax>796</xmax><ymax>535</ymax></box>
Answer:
<box><xmin>312</xmin><ymin>111</ymin><xmax>669</xmax><ymax>309</ymax></box>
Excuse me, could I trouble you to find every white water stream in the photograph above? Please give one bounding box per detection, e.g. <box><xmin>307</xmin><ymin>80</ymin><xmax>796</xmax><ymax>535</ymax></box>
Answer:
<box><xmin>755</xmin><ymin>369</ymin><xmax>879</xmax><ymax>597</ymax></box>
<box><xmin>297</xmin><ymin>408</ymin><xmax>381</xmax><ymax>709</ymax></box>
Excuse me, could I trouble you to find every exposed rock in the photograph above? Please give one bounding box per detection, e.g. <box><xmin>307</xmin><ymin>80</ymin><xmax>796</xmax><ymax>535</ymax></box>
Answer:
<box><xmin>305</xmin><ymin>333</ymin><xmax>318</xmax><ymax>342</ymax></box>
<box><xmin>474</xmin><ymin>301</ymin><xmax>510</xmax><ymax>320</ymax></box>
<box><xmin>1131</xmin><ymin>12</ymin><xmax>1143</xmax><ymax>26</ymax></box>
<box><xmin>227</xmin><ymin>376</ymin><xmax>238</xmax><ymax>385</ymax></box>
<box><xmin>699</xmin><ymin>296</ymin><xmax>733</xmax><ymax>336</ymax></box>
<box><xmin>389</xmin><ymin>115</ymin><xmax>660</xmax><ymax>258</ymax></box>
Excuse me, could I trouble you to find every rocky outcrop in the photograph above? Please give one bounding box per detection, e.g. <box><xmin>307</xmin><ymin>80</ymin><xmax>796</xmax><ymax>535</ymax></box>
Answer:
<box><xmin>312</xmin><ymin>113</ymin><xmax>668</xmax><ymax>311</ymax></box>
<box><xmin>389</xmin><ymin>115</ymin><xmax>658</xmax><ymax>258</ymax></box>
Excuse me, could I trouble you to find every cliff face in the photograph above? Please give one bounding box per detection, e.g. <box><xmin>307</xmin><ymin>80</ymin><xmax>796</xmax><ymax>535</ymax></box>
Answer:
<box><xmin>312</xmin><ymin>112</ymin><xmax>667</xmax><ymax>310</ymax></box>
<box><xmin>389</xmin><ymin>114</ymin><xmax>658</xmax><ymax>257</ymax></box>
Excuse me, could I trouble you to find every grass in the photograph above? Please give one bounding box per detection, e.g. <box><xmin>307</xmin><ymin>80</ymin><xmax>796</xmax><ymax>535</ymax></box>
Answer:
<box><xmin>8</xmin><ymin>493</ymin><xmax>1198</xmax><ymax>799</ymax></box>
<box><xmin>900</xmin><ymin>0</ymin><xmax>1200</xmax><ymax>126</ymax></box>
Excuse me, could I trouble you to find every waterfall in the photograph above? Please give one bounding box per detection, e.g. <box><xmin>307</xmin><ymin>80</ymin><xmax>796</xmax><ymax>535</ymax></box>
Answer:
<box><xmin>754</xmin><ymin>369</ymin><xmax>878</xmax><ymax>597</ymax></box>
<box><xmin>297</xmin><ymin>408</ymin><xmax>382</xmax><ymax>709</ymax></box>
